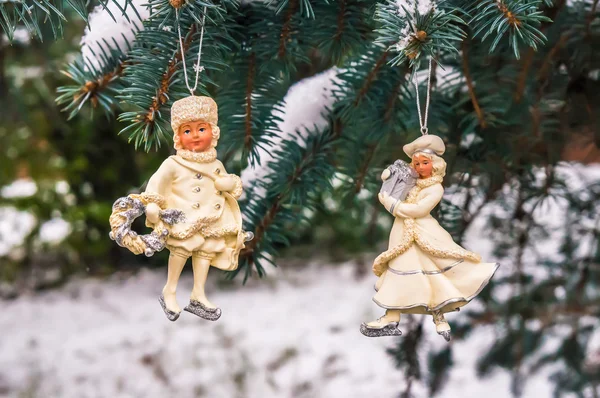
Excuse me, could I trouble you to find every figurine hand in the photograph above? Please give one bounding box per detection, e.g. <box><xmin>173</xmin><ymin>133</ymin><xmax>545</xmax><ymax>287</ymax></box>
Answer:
<box><xmin>381</xmin><ymin>169</ymin><xmax>391</xmax><ymax>181</ymax></box>
<box><xmin>378</xmin><ymin>192</ymin><xmax>396</xmax><ymax>213</ymax></box>
<box><xmin>146</xmin><ymin>203</ymin><xmax>161</xmax><ymax>224</ymax></box>
<box><xmin>215</xmin><ymin>175</ymin><xmax>236</xmax><ymax>192</ymax></box>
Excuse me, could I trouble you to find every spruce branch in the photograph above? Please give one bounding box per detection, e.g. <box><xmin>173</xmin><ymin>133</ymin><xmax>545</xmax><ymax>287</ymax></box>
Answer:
<box><xmin>536</xmin><ymin>32</ymin><xmax>568</xmax><ymax>84</ymax></box>
<box><xmin>313</xmin><ymin>0</ymin><xmax>374</xmax><ymax>65</ymax></box>
<box><xmin>278</xmin><ymin>0</ymin><xmax>300</xmax><ymax>59</ymax></box>
<box><xmin>514</xmin><ymin>47</ymin><xmax>535</xmax><ymax>101</ymax></box>
<box><xmin>214</xmin><ymin>4</ymin><xmax>289</xmax><ymax>167</ymax></box>
<box><xmin>117</xmin><ymin>16</ymin><xmax>197</xmax><ymax>151</ymax></box>
<box><xmin>332</xmin><ymin>46</ymin><xmax>410</xmax><ymax>196</ymax></box>
<box><xmin>353</xmin><ymin>143</ymin><xmax>377</xmax><ymax>194</ymax></box>
<box><xmin>375</xmin><ymin>0</ymin><xmax>466</xmax><ymax>67</ymax></box>
<box><xmin>56</xmin><ymin>39</ymin><xmax>131</xmax><ymax>119</ymax></box>
<box><xmin>353</xmin><ymin>50</ymin><xmax>389</xmax><ymax>107</ymax></box>
<box><xmin>461</xmin><ymin>40</ymin><xmax>487</xmax><ymax>127</ymax></box>
<box><xmin>270</xmin><ymin>0</ymin><xmax>316</xmax><ymax>19</ymax></box>
<box><xmin>586</xmin><ymin>0</ymin><xmax>599</xmax><ymax>36</ymax></box>
<box><xmin>244</xmin><ymin>52</ymin><xmax>257</xmax><ymax>159</ymax></box>
<box><xmin>116</xmin><ymin>0</ymin><xmax>234</xmax><ymax>151</ymax></box>
<box><xmin>235</xmin><ymin>123</ymin><xmax>336</xmax><ymax>281</ymax></box>
<box><xmin>0</xmin><ymin>0</ymin><xmax>144</xmax><ymax>41</ymax></box>
<box><xmin>471</xmin><ymin>0</ymin><xmax>552</xmax><ymax>59</ymax></box>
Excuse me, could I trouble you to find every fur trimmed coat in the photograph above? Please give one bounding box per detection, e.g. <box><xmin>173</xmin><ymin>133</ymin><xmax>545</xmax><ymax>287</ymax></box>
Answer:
<box><xmin>143</xmin><ymin>155</ymin><xmax>245</xmax><ymax>270</ymax></box>
<box><xmin>373</xmin><ymin>176</ymin><xmax>499</xmax><ymax>314</ymax></box>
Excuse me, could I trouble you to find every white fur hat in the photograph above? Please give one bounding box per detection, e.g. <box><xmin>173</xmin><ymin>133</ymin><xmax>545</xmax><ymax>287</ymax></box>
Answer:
<box><xmin>170</xmin><ymin>95</ymin><xmax>218</xmax><ymax>133</ymax></box>
<box><xmin>403</xmin><ymin>135</ymin><xmax>445</xmax><ymax>158</ymax></box>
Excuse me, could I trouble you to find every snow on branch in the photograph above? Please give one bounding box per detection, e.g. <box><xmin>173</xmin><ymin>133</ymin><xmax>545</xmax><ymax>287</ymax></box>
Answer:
<box><xmin>80</xmin><ymin>0</ymin><xmax>150</xmax><ymax>71</ymax></box>
<box><xmin>375</xmin><ymin>0</ymin><xmax>466</xmax><ymax>67</ymax></box>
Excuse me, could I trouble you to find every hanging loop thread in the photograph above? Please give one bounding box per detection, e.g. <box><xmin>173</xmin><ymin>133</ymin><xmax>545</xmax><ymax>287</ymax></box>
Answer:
<box><xmin>412</xmin><ymin>58</ymin><xmax>433</xmax><ymax>136</ymax></box>
<box><xmin>175</xmin><ymin>6</ymin><xmax>208</xmax><ymax>96</ymax></box>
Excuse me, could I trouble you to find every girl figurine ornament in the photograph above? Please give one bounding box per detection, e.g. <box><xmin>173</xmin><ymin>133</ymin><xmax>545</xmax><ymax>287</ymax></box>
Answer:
<box><xmin>109</xmin><ymin>8</ymin><xmax>251</xmax><ymax>322</ymax></box>
<box><xmin>146</xmin><ymin>95</ymin><xmax>248</xmax><ymax>322</ymax></box>
<box><xmin>360</xmin><ymin>134</ymin><xmax>499</xmax><ymax>340</ymax></box>
<box><xmin>110</xmin><ymin>96</ymin><xmax>251</xmax><ymax>322</ymax></box>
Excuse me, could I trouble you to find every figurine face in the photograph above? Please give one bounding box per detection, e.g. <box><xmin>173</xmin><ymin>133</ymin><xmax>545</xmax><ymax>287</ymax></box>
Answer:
<box><xmin>178</xmin><ymin>121</ymin><xmax>213</xmax><ymax>152</ymax></box>
<box><xmin>412</xmin><ymin>154</ymin><xmax>433</xmax><ymax>178</ymax></box>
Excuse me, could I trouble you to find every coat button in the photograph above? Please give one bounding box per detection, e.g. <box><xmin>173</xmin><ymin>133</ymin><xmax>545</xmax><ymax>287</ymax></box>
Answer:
<box><xmin>214</xmin><ymin>168</ymin><xmax>221</xmax><ymax>175</ymax></box>
<box><xmin>193</xmin><ymin>187</ymin><xmax>201</xmax><ymax>193</ymax></box>
<box><xmin>195</xmin><ymin>173</ymin><xmax>203</xmax><ymax>179</ymax></box>
<box><xmin>192</xmin><ymin>203</ymin><xmax>200</xmax><ymax>209</ymax></box>
<box><xmin>214</xmin><ymin>203</ymin><xmax>221</xmax><ymax>210</ymax></box>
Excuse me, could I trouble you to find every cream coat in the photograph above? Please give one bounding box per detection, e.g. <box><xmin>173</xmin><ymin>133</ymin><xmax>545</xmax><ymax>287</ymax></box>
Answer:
<box><xmin>373</xmin><ymin>179</ymin><xmax>499</xmax><ymax>314</ymax></box>
<box><xmin>143</xmin><ymin>155</ymin><xmax>245</xmax><ymax>270</ymax></box>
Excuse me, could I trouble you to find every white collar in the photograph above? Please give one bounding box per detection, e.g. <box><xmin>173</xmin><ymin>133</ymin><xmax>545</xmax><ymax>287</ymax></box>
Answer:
<box><xmin>176</xmin><ymin>147</ymin><xmax>217</xmax><ymax>163</ymax></box>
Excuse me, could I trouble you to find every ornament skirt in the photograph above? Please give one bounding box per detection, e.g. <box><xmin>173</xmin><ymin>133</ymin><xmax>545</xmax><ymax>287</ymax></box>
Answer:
<box><xmin>373</xmin><ymin>244</ymin><xmax>499</xmax><ymax>315</ymax></box>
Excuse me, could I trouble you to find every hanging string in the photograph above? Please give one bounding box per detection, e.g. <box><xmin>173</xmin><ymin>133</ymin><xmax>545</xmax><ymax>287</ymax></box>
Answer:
<box><xmin>175</xmin><ymin>6</ymin><xmax>208</xmax><ymax>96</ymax></box>
<box><xmin>412</xmin><ymin>58</ymin><xmax>433</xmax><ymax>135</ymax></box>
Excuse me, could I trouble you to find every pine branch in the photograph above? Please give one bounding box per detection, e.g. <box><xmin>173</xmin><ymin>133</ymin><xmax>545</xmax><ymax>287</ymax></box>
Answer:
<box><xmin>0</xmin><ymin>0</ymin><xmax>144</xmax><ymax>41</ymax></box>
<box><xmin>353</xmin><ymin>143</ymin><xmax>376</xmax><ymax>194</ymax></box>
<box><xmin>117</xmin><ymin>17</ymin><xmax>197</xmax><ymax>151</ymax></box>
<box><xmin>351</xmin><ymin>68</ymin><xmax>407</xmax><ymax>193</ymax></box>
<box><xmin>375</xmin><ymin>0</ymin><xmax>466</xmax><ymax>67</ymax></box>
<box><xmin>461</xmin><ymin>40</ymin><xmax>487</xmax><ymax>128</ymax></box>
<box><xmin>271</xmin><ymin>0</ymin><xmax>316</xmax><ymax>19</ymax></box>
<box><xmin>354</xmin><ymin>50</ymin><xmax>389</xmax><ymax>107</ymax></box>
<box><xmin>278</xmin><ymin>0</ymin><xmax>299</xmax><ymax>59</ymax></box>
<box><xmin>244</xmin><ymin>52</ymin><xmax>257</xmax><ymax>158</ymax></box>
<box><xmin>383</xmin><ymin>75</ymin><xmax>405</xmax><ymax>122</ymax></box>
<box><xmin>514</xmin><ymin>47</ymin><xmax>535</xmax><ymax>102</ymax></box>
<box><xmin>214</xmin><ymin>4</ymin><xmax>290</xmax><ymax>167</ymax></box>
<box><xmin>587</xmin><ymin>0</ymin><xmax>599</xmax><ymax>37</ymax></box>
<box><xmin>470</xmin><ymin>0</ymin><xmax>552</xmax><ymax>59</ymax></box>
<box><xmin>235</xmin><ymin>123</ymin><xmax>336</xmax><ymax>281</ymax></box>
<box><xmin>536</xmin><ymin>32</ymin><xmax>568</xmax><ymax>84</ymax></box>
<box><xmin>56</xmin><ymin>40</ymin><xmax>130</xmax><ymax>119</ymax></box>
<box><xmin>116</xmin><ymin>0</ymin><xmax>235</xmax><ymax>151</ymax></box>
<box><xmin>387</xmin><ymin>317</ymin><xmax>424</xmax><ymax>398</ymax></box>
<box><xmin>311</xmin><ymin>0</ymin><xmax>374</xmax><ymax>66</ymax></box>
<box><xmin>332</xmin><ymin>46</ymin><xmax>410</xmax><ymax>197</ymax></box>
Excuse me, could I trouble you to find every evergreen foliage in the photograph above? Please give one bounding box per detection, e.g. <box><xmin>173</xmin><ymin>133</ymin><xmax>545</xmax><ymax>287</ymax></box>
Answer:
<box><xmin>1</xmin><ymin>0</ymin><xmax>600</xmax><ymax>395</ymax></box>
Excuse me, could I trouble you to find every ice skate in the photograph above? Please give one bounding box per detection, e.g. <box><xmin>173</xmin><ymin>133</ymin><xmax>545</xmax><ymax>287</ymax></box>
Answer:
<box><xmin>360</xmin><ymin>310</ymin><xmax>402</xmax><ymax>337</ymax></box>
<box><xmin>158</xmin><ymin>294</ymin><xmax>181</xmax><ymax>322</ymax></box>
<box><xmin>184</xmin><ymin>299</ymin><xmax>222</xmax><ymax>321</ymax></box>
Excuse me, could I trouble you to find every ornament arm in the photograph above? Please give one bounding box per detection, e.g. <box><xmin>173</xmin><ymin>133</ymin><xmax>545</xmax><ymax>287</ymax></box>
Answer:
<box><xmin>141</xmin><ymin>159</ymin><xmax>175</xmax><ymax>224</ymax></box>
<box><xmin>229</xmin><ymin>174</ymin><xmax>243</xmax><ymax>199</ymax></box>
<box><xmin>394</xmin><ymin>185</ymin><xmax>443</xmax><ymax>219</ymax></box>
<box><xmin>144</xmin><ymin>158</ymin><xmax>175</xmax><ymax>201</ymax></box>
<box><xmin>215</xmin><ymin>161</ymin><xmax>243</xmax><ymax>199</ymax></box>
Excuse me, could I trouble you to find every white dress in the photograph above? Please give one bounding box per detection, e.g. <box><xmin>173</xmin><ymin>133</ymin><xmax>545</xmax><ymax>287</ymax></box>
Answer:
<box><xmin>373</xmin><ymin>175</ymin><xmax>499</xmax><ymax>315</ymax></box>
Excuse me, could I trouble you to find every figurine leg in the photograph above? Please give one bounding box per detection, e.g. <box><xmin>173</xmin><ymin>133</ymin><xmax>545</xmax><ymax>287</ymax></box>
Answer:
<box><xmin>190</xmin><ymin>255</ymin><xmax>217</xmax><ymax>309</ymax></box>
<box><xmin>432</xmin><ymin>310</ymin><xmax>451</xmax><ymax>342</ymax></box>
<box><xmin>360</xmin><ymin>310</ymin><xmax>402</xmax><ymax>337</ymax></box>
<box><xmin>366</xmin><ymin>309</ymin><xmax>401</xmax><ymax>328</ymax></box>
<box><xmin>183</xmin><ymin>254</ymin><xmax>222</xmax><ymax>321</ymax></box>
<box><xmin>161</xmin><ymin>252</ymin><xmax>187</xmax><ymax>316</ymax></box>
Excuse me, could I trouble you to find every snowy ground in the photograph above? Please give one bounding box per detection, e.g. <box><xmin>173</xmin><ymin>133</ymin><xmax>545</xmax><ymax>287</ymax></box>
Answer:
<box><xmin>0</xmin><ymin>259</ymin><xmax>555</xmax><ymax>398</ymax></box>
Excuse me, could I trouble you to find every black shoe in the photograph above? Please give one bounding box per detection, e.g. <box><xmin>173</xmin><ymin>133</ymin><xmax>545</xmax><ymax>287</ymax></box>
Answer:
<box><xmin>184</xmin><ymin>299</ymin><xmax>222</xmax><ymax>321</ymax></box>
<box><xmin>360</xmin><ymin>322</ymin><xmax>402</xmax><ymax>337</ymax></box>
<box><xmin>158</xmin><ymin>294</ymin><xmax>180</xmax><ymax>322</ymax></box>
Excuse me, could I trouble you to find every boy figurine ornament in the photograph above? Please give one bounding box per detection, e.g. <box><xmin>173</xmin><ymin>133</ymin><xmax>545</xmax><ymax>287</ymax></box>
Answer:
<box><xmin>110</xmin><ymin>96</ymin><xmax>251</xmax><ymax>322</ymax></box>
<box><xmin>360</xmin><ymin>135</ymin><xmax>499</xmax><ymax>341</ymax></box>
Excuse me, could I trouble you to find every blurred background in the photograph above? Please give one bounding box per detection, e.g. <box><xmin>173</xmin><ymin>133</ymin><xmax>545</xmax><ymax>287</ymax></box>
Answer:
<box><xmin>1</xmin><ymin>0</ymin><xmax>600</xmax><ymax>397</ymax></box>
